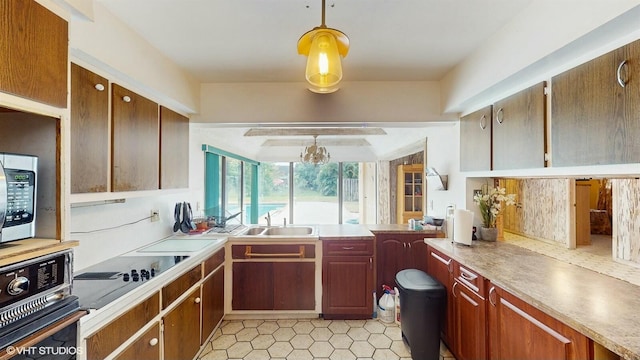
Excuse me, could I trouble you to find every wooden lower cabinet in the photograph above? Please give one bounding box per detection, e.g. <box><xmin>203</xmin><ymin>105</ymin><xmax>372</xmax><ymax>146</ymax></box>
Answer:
<box><xmin>163</xmin><ymin>287</ymin><xmax>202</xmax><ymax>360</ymax></box>
<box><xmin>232</xmin><ymin>261</ymin><xmax>315</xmax><ymax>311</ymax></box>
<box><xmin>202</xmin><ymin>250</ymin><xmax>225</xmax><ymax>344</ymax></box>
<box><xmin>487</xmin><ymin>283</ymin><xmax>591</xmax><ymax>360</ymax></box>
<box><xmin>322</xmin><ymin>239</ymin><xmax>374</xmax><ymax>319</ymax></box>
<box><xmin>375</xmin><ymin>232</ymin><xmax>429</xmax><ymax>298</ymax></box>
<box><xmin>451</xmin><ymin>263</ymin><xmax>488</xmax><ymax>360</ymax></box>
<box><xmin>426</xmin><ymin>246</ymin><xmax>455</xmax><ymax>349</ymax></box>
<box><xmin>86</xmin><ymin>293</ymin><xmax>160</xmax><ymax>360</ymax></box>
<box><xmin>113</xmin><ymin>323</ymin><xmax>160</xmax><ymax>360</ymax></box>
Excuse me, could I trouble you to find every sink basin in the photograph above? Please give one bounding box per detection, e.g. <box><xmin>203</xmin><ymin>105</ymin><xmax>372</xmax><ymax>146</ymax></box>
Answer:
<box><xmin>244</xmin><ymin>226</ymin><xmax>269</xmax><ymax>235</ymax></box>
<box><xmin>236</xmin><ymin>226</ymin><xmax>317</xmax><ymax>238</ymax></box>
<box><xmin>263</xmin><ymin>227</ymin><xmax>314</xmax><ymax>236</ymax></box>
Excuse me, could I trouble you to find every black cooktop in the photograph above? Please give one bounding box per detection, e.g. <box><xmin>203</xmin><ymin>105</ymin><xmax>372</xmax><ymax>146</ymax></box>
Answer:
<box><xmin>72</xmin><ymin>255</ymin><xmax>189</xmax><ymax>309</ymax></box>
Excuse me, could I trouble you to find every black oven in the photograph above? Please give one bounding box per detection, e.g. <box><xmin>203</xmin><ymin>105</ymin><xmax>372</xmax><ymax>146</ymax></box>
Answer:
<box><xmin>0</xmin><ymin>250</ymin><xmax>83</xmax><ymax>359</ymax></box>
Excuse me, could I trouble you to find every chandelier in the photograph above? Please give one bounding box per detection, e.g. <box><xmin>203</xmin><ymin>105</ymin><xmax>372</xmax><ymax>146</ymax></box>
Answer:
<box><xmin>300</xmin><ymin>136</ymin><xmax>330</xmax><ymax>165</ymax></box>
<box><xmin>297</xmin><ymin>0</ymin><xmax>349</xmax><ymax>93</ymax></box>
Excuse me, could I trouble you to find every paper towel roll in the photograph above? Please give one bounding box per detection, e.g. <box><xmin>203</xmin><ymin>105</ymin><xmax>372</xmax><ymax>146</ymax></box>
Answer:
<box><xmin>453</xmin><ymin>209</ymin><xmax>474</xmax><ymax>246</ymax></box>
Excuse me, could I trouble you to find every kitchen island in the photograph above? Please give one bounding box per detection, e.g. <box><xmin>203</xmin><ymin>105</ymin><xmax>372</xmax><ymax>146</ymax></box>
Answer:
<box><xmin>426</xmin><ymin>237</ymin><xmax>640</xmax><ymax>360</ymax></box>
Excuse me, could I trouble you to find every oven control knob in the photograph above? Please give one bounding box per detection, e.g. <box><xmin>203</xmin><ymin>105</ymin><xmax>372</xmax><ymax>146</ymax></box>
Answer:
<box><xmin>7</xmin><ymin>277</ymin><xmax>29</xmax><ymax>295</ymax></box>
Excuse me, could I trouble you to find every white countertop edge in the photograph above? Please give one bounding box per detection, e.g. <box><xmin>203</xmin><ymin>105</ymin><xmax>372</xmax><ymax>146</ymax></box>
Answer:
<box><xmin>78</xmin><ymin>239</ymin><xmax>227</xmax><ymax>336</ymax></box>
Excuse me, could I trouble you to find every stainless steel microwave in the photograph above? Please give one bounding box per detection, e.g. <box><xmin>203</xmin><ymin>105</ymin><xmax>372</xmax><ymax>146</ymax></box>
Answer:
<box><xmin>0</xmin><ymin>153</ymin><xmax>38</xmax><ymax>243</ymax></box>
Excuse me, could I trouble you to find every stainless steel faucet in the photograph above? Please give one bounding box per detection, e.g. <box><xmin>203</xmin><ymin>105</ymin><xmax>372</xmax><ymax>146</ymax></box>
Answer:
<box><xmin>283</xmin><ymin>218</ymin><xmax>287</xmax><ymax>227</ymax></box>
<box><xmin>265</xmin><ymin>211</ymin><xmax>271</xmax><ymax>226</ymax></box>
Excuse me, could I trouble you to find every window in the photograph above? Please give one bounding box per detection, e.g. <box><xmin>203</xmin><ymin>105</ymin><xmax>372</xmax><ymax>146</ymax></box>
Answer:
<box><xmin>203</xmin><ymin>144</ymin><xmax>375</xmax><ymax>226</ymax></box>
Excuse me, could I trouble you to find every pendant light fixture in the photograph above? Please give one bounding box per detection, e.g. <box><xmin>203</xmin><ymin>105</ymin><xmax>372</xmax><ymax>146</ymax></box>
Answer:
<box><xmin>300</xmin><ymin>135</ymin><xmax>330</xmax><ymax>165</ymax></box>
<box><xmin>297</xmin><ymin>0</ymin><xmax>349</xmax><ymax>93</ymax></box>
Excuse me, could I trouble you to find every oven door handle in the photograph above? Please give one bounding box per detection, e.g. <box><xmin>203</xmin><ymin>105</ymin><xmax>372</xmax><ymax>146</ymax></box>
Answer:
<box><xmin>0</xmin><ymin>162</ymin><xmax>7</xmax><ymax>232</ymax></box>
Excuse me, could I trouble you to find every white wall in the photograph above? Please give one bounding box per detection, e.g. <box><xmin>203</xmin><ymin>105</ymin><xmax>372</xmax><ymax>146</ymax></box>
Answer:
<box><xmin>193</xmin><ymin>81</ymin><xmax>448</xmax><ymax>124</ymax></box>
<box><xmin>68</xmin><ymin>1</ymin><xmax>200</xmax><ymax>114</ymax></box>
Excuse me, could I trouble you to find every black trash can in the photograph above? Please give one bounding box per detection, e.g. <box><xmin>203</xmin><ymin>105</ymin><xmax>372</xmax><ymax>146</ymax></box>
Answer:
<box><xmin>395</xmin><ymin>269</ymin><xmax>446</xmax><ymax>360</ymax></box>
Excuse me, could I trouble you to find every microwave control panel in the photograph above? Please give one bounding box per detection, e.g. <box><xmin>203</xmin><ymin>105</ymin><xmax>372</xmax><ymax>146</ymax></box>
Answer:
<box><xmin>4</xmin><ymin>169</ymin><xmax>35</xmax><ymax>227</ymax></box>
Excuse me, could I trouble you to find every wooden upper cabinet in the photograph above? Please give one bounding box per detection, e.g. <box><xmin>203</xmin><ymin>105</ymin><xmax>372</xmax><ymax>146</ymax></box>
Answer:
<box><xmin>460</xmin><ymin>105</ymin><xmax>492</xmax><ymax>171</ymax></box>
<box><xmin>70</xmin><ymin>64</ymin><xmax>109</xmax><ymax>193</ymax></box>
<box><xmin>552</xmin><ymin>39</ymin><xmax>640</xmax><ymax>166</ymax></box>
<box><xmin>492</xmin><ymin>82</ymin><xmax>546</xmax><ymax>170</ymax></box>
<box><xmin>111</xmin><ymin>84</ymin><xmax>159</xmax><ymax>192</ymax></box>
<box><xmin>160</xmin><ymin>106</ymin><xmax>189</xmax><ymax>189</ymax></box>
<box><xmin>0</xmin><ymin>0</ymin><xmax>68</xmax><ymax>107</ymax></box>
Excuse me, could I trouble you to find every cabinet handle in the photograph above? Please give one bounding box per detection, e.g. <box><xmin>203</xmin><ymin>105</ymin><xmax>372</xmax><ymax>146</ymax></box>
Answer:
<box><xmin>403</xmin><ymin>243</ymin><xmax>406</xmax><ymax>248</ymax></box>
<box><xmin>496</xmin><ymin>107</ymin><xmax>504</xmax><ymax>124</ymax></box>
<box><xmin>342</xmin><ymin>247</ymin><xmax>355</xmax><ymax>250</ymax></box>
<box><xmin>408</xmin><ymin>242</ymin><xmax>412</xmax><ymax>249</ymax></box>
<box><xmin>194</xmin><ymin>297</ymin><xmax>201</xmax><ymax>304</ymax></box>
<box><xmin>370</xmin><ymin>257</ymin><xmax>373</xmax><ymax>269</ymax></box>
<box><xmin>122</xmin><ymin>95</ymin><xmax>132</xmax><ymax>103</ymax></box>
<box><xmin>149</xmin><ymin>338</ymin><xmax>158</xmax><ymax>347</ymax></box>
<box><xmin>452</xmin><ymin>281</ymin><xmax>458</xmax><ymax>298</ymax></box>
<box><xmin>489</xmin><ymin>286</ymin><xmax>497</xmax><ymax>307</ymax></box>
<box><xmin>479</xmin><ymin>114</ymin><xmax>487</xmax><ymax>130</ymax></box>
<box><xmin>459</xmin><ymin>267</ymin><xmax>478</xmax><ymax>282</ymax></box>
<box><xmin>245</xmin><ymin>245</ymin><xmax>306</xmax><ymax>258</ymax></box>
<box><xmin>431</xmin><ymin>251</ymin><xmax>452</xmax><ymax>272</ymax></box>
<box><xmin>94</xmin><ymin>83</ymin><xmax>105</xmax><ymax>91</ymax></box>
<box><xmin>617</xmin><ymin>60</ymin><xmax>628</xmax><ymax>88</ymax></box>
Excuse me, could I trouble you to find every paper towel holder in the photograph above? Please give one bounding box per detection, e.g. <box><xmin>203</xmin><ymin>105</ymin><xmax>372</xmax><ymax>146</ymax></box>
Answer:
<box><xmin>426</xmin><ymin>167</ymin><xmax>448</xmax><ymax>191</ymax></box>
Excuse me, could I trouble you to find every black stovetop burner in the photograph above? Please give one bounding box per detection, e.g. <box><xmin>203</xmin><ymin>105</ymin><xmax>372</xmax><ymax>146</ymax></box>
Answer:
<box><xmin>73</xmin><ymin>255</ymin><xmax>189</xmax><ymax>309</ymax></box>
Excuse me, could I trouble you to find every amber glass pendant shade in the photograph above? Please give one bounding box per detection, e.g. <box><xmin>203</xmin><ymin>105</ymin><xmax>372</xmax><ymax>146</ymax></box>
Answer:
<box><xmin>305</xmin><ymin>31</ymin><xmax>342</xmax><ymax>91</ymax></box>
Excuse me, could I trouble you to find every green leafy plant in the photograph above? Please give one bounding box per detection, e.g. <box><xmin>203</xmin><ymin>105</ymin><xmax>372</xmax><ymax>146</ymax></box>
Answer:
<box><xmin>473</xmin><ymin>186</ymin><xmax>516</xmax><ymax>228</ymax></box>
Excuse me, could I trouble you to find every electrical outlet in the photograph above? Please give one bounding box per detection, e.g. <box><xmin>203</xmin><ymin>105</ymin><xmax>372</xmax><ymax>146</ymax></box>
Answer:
<box><xmin>151</xmin><ymin>209</ymin><xmax>160</xmax><ymax>222</ymax></box>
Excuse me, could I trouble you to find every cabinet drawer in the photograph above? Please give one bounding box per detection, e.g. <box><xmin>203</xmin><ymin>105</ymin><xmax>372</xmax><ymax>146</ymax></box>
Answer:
<box><xmin>204</xmin><ymin>248</ymin><xmax>225</xmax><ymax>276</ymax></box>
<box><xmin>113</xmin><ymin>322</ymin><xmax>160</xmax><ymax>360</ymax></box>
<box><xmin>162</xmin><ymin>266</ymin><xmax>202</xmax><ymax>309</ymax></box>
<box><xmin>454</xmin><ymin>263</ymin><xmax>485</xmax><ymax>295</ymax></box>
<box><xmin>86</xmin><ymin>292</ymin><xmax>159</xmax><ymax>360</ymax></box>
<box><xmin>232</xmin><ymin>244</ymin><xmax>315</xmax><ymax>259</ymax></box>
<box><xmin>324</xmin><ymin>240</ymin><xmax>373</xmax><ymax>256</ymax></box>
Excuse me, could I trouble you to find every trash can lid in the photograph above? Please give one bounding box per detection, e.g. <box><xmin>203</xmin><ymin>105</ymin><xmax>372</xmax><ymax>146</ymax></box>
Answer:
<box><xmin>395</xmin><ymin>269</ymin><xmax>445</xmax><ymax>295</ymax></box>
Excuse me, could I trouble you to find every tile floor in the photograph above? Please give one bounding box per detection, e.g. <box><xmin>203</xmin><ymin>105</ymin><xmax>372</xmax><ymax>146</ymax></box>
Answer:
<box><xmin>197</xmin><ymin>318</ymin><xmax>455</xmax><ymax>360</ymax></box>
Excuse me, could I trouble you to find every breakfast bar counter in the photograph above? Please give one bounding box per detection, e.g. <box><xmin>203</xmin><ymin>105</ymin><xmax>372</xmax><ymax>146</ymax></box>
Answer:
<box><xmin>426</xmin><ymin>237</ymin><xmax>640</xmax><ymax>360</ymax></box>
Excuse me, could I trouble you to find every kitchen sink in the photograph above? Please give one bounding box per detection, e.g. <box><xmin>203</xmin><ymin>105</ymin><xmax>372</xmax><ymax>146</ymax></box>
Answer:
<box><xmin>235</xmin><ymin>225</ymin><xmax>318</xmax><ymax>238</ymax></box>
<box><xmin>263</xmin><ymin>227</ymin><xmax>314</xmax><ymax>236</ymax></box>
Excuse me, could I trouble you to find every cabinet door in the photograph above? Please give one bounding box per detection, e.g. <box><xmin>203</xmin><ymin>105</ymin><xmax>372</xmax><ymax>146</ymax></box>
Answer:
<box><xmin>460</xmin><ymin>106</ymin><xmax>492</xmax><ymax>171</ymax></box>
<box><xmin>86</xmin><ymin>293</ymin><xmax>159</xmax><ymax>360</ymax></box>
<box><xmin>376</xmin><ymin>235</ymin><xmax>405</xmax><ymax>293</ymax></box>
<box><xmin>487</xmin><ymin>283</ymin><xmax>590</xmax><ymax>360</ymax></box>
<box><xmin>493</xmin><ymin>82</ymin><xmax>546</xmax><ymax>170</ymax></box>
<box><xmin>163</xmin><ymin>288</ymin><xmax>201</xmax><ymax>360</ymax></box>
<box><xmin>322</xmin><ymin>255</ymin><xmax>373</xmax><ymax>318</ymax></box>
<box><xmin>397</xmin><ymin>165</ymin><xmax>423</xmax><ymax>224</ymax></box>
<box><xmin>376</xmin><ymin>233</ymin><xmax>428</xmax><ymax>294</ymax></box>
<box><xmin>202</xmin><ymin>265</ymin><xmax>224</xmax><ymax>345</ymax></box>
<box><xmin>407</xmin><ymin>238</ymin><xmax>428</xmax><ymax>273</ymax></box>
<box><xmin>112</xmin><ymin>84</ymin><xmax>159</xmax><ymax>191</ymax></box>
<box><xmin>552</xmin><ymin>39</ymin><xmax>640</xmax><ymax>166</ymax></box>
<box><xmin>453</xmin><ymin>279</ymin><xmax>487</xmax><ymax>360</ymax></box>
<box><xmin>232</xmin><ymin>262</ymin><xmax>274</xmax><ymax>310</ymax></box>
<box><xmin>274</xmin><ymin>262</ymin><xmax>315</xmax><ymax>310</ymax></box>
<box><xmin>70</xmin><ymin>63</ymin><xmax>109</xmax><ymax>193</ymax></box>
<box><xmin>160</xmin><ymin>106</ymin><xmax>189</xmax><ymax>189</ymax></box>
<box><xmin>113</xmin><ymin>323</ymin><xmax>160</xmax><ymax>360</ymax></box>
<box><xmin>426</xmin><ymin>246</ymin><xmax>454</xmax><ymax>348</ymax></box>
<box><xmin>0</xmin><ymin>0</ymin><xmax>68</xmax><ymax>107</ymax></box>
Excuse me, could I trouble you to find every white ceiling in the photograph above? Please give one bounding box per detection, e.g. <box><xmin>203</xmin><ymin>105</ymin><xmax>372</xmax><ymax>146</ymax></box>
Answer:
<box><xmin>96</xmin><ymin>0</ymin><xmax>533</xmax><ymax>161</ymax></box>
